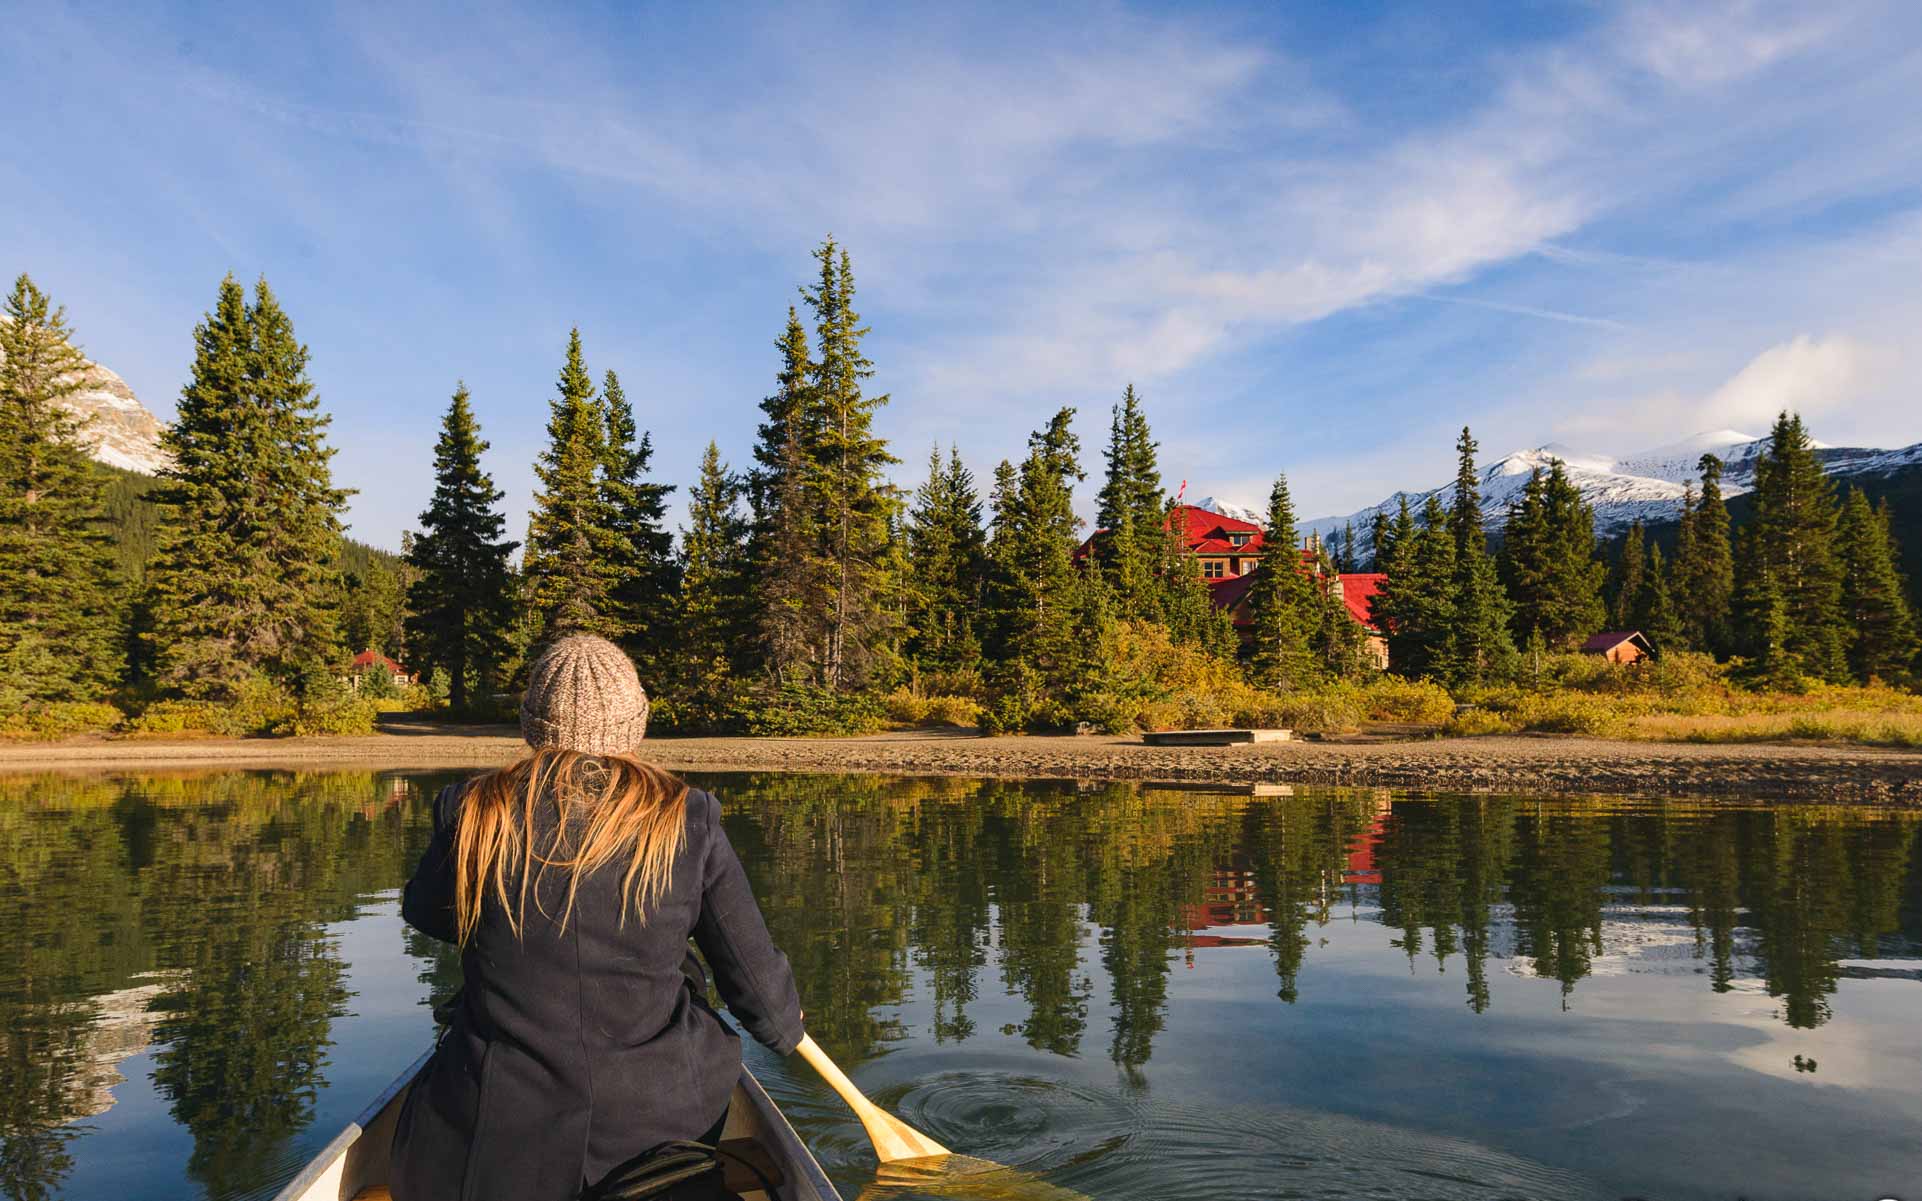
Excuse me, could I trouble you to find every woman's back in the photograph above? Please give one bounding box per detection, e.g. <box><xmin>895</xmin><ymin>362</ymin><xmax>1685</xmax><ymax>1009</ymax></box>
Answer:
<box><xmin>391</xmin><ymin>638</ymin><xmax>803</xmax><ymax>1201</ymax></box>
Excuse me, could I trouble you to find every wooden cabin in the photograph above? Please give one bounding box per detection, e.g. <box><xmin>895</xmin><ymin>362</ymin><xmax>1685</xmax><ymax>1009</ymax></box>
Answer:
<box><xmin>1579</xmin><ymin>630</ymin><xmax>1655</xmax><ymax>665</ymax></box>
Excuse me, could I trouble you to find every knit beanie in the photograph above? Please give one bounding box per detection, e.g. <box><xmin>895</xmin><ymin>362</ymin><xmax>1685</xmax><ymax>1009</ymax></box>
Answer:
<box><xmin>519</xmin><ymin>635</ymin><xmax>650</xmax><ymax>755</ymax></box>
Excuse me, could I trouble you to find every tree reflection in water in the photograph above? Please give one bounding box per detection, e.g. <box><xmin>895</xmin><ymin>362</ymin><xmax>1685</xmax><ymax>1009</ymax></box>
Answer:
<box><xmin>0</xmin><ymin>770</ymin><xmax>1918</xmax><ymax>1201</ymax></box>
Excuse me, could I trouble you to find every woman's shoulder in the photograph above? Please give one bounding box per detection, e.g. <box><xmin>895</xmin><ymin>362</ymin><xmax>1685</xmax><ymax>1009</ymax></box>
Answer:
<box><xmin>680</xmin><ymin>783</ymin><xmax>721</xmax><ymax>827</ymax></box>
<box><xmin>430</xmin><ymin>779</ymin><xmax>470</xmax><ymax>829</ymax></box>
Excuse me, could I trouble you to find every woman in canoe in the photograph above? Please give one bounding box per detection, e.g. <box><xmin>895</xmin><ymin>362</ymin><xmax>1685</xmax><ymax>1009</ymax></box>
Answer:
<box><xmin>392</xmin><ymin>634</ymin><xmax>806</xmax><ymax>1201</ymax></box>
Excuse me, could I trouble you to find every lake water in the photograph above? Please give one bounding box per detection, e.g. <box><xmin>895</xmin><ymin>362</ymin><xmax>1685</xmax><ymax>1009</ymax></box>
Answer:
<box><xmin>1</xmin><ymin>770</ymin><xmax>1918</xmax><ymax>1201</ymax></box>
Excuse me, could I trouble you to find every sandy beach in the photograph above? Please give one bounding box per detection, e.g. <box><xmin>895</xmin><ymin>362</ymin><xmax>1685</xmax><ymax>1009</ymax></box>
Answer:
<box><xmin>3</xmin><ymin>722</ymin><xmax>1920</xmax><ymax>803</ymax></box>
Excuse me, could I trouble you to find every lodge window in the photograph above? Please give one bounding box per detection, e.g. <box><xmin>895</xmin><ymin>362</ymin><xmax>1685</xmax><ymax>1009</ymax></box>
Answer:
<box><xmin>1228</xmin><ymin>532</ymin><xmax>1251</xmax><ymax>546</ymax></box>
<box><xmin>1203</xmin><ymin>560</ymin><xmax>1226</xmax><ymax>579</ymax></box>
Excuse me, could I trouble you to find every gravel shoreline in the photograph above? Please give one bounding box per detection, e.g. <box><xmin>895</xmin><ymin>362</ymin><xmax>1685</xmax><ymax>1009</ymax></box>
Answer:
<box><xmin>3</xmin><ymin>725</ymin><xmax>1920</xmax><ymax>803</ymax></box>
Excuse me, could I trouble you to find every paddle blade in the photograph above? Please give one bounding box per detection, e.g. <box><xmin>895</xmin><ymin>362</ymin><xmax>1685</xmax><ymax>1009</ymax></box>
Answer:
<box><xmin>859</xmin><ymin>1109</ymin><xmax>952</xmax><ymax>1164</ymax></box>
<box><xmin>859</xmin><ymin>1155</ymin><xmax>1093</xmax><ymax>1201</ymax></box>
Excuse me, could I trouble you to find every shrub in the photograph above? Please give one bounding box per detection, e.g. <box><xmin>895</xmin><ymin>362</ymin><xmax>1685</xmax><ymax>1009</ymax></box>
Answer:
<box><xmin>921</xmin><ymin>694</ymin><xmax>982</xmax><ymax>727</ymax></box>
<box><xmin>126</xmin><ymin>700</ymin><xmax>230</xmax><ymax>736</ymax></box>
<box><xmin>286</xmin><ymin>697</ymin><xmax>381</xmax><ymax>736</ymax></box>
<box><xmin>1510</xmin><ymin>693</ymin><xmax>1621</xmax><ymax>736</ymax></box>
<box><xmin>1265</xmin><ymin>684</ymin><xmax>1366</xmax><ymax>735</ymax></box>
<box><xmin>1443</xmin><ymin>708</ymin><xmax>1519</xmax><ymax>737</ymax></box>
<box><xmin>1361</xmin><ymin>677</ymin><xmax>1454</xmax><ymax>724</ymax></box>
<box><xmin>0</xmin><ymin>701</ymin><xmax>125</xmax><ymax>740</ymax></box>
<box><xmin>734</xmin><ymin>683</ymin><xmax>886</xmax><ymax>737</ymax></box>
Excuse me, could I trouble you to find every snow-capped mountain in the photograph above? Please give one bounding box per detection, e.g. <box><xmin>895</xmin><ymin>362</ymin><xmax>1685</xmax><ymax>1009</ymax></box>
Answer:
<box><xmin>0</xmin><ymin>315</ymin><xmax>170</xmax><ymax>474</ymax></box>
<box><xmin>1191</xmin><ymin>495</ymin><xmax>1265</xmax><ymax>526</ymax></box>
<box><xmin>1285</xmin><ymin>430</ymin><xmax>1922</xmax><ymax>559</ymax></box>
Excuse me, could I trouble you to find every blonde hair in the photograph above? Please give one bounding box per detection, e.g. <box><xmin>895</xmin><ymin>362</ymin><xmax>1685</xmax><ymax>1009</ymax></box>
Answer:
<box><xmin>453</xmin><ymin>749</ymin><xmax>689</xmax><ymax>944</ymax></box>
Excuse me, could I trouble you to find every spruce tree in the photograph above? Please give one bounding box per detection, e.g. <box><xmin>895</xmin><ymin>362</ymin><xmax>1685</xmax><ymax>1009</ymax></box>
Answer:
<box><xmin>403</xmin><ymin>384</ymin><xmax>518</xmax><ymax>713</ymax></box>
<box><xmin>1536</xmin><ymin>461</ymin><xmax>1605</xmax><ymax>645</ymax></box>
<box><xmin>1737</xmin><ymin>412</ymin><xmax>1847</xmax><ymax>680</ymax></box>
<box><xmin>1446</xmin><ymin>427</ymin><xmax>1513</xmax><ymax>682</ymax></box>
<box><xmin>1499</xmin><ymin>469</ymin><xmax>1549</xmax><ymax>646</ymax></box>
<box><xmin>1376</xmin><ymin>495</ymin><xmax>1456</xmax><ymax>679</ymax></box>
<box><xmin>1836</xmin><ymin>489</ymin><xmax>1917</xmax><ymax>682</ymax></box>
<box><xmin>523</xmin><ymin>329</ymin><xmax>621</xmax><ymax>641</ymax></box>
<box><xmin>1338</xmin><ymin>522</ymin><xmax>1358</xmax><ymax>574</ymax></box>
<box><xmin>147</xmin><ymin>276</ymin><xmax>349</xmax><ymax>700</ymax></box>
<box><xmin>1094</xmin><ymin>385</ymin><xmax>1163</xmax><ymax>619</ymax></box>
<box><xmin>1675</xmin><ymin>454</ymin><xmax>1735</xmax><ymax>655</ymax></box>
<box><xmin>0</xmin><ymin>274</ymin><xmax>122</xmax><ymax>701</ymax></box>
<box><xmin>1312</xmin><ymin>543</ymin><xmax>1370</xmax><ymax>679</ymax></box>
<box><xmin>1156</xmin><ymin>505</ymin><xmax>1237</xmax><ymax>658</ymax></box>
<box><xmin>1607</xmin><ymin>523</ymin><xmax>1647</xmax><ymax>631</ymax></box>
<box><xmin>747</xmin><ymin>308</ymin><xmax>824</xmax><ymax>681</ymax></box>
<box><xmin>678</xmin><ymin>441</ymin><xmax>752</xmax><ymax>695</ymax></box>
<box><xmin>905</xmin><ymin>444</ymin><xmax>986</xmax><ymax>673</ymax></box>
<box><xmin>1245</xmin><ymin>472</ymin><xmax>1321</xmax><ymax>690</ymax></box>
<box><xmin>599</xmin><ymin>368</ymin><xmax>678</xmax><ymax>669</ymax></box>
<box><xmin>340</xmin><ymin>557</ymin><xmax>404</xmax><ymax>658</ymax></box>
<box><xmin>981</xmin><ymin>410</ymin><xmax>1084</xmax><ymax>711</ymax></box>
<box><xmin>1631</xmin><ymin>542</ymin><xmax>1683</xmax><ymax>655</ymax></box>
<box><xmin>801</xmin><ymin>239</ymin><xmax>899</xmax><ymax>689</ymax></box>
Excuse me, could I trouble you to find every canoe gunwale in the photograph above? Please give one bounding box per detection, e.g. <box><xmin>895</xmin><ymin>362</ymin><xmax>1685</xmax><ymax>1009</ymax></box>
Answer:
<box><xmin>271</xmin><ymin>1048</ymin><xmax>434</xmax><ymax>1201</ymax></box>
<box><xmin>269</xmin><ymin>1049</ymin><xmax>841</xmax><ymax>1201</ymax></box>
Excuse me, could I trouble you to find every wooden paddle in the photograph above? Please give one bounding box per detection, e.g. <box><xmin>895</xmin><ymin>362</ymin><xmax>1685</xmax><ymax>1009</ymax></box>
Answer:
<box><xmin>794</xmin><ymin>1035</ymin><xmax>1096</xmax><ymax>1201</ymax></box>
<box><xmin>793</xmin><ymin>1034</ymin><xmax>951</xmax><ymax>1162</ymax></box>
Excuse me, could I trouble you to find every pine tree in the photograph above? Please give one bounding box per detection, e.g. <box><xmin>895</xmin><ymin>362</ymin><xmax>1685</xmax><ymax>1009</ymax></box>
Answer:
<box><xmin>677</xmin><ymin>441</ymin><xmax>752</xmax><ymax>696</ymax></box>
<box><xmin>747</xmin><ymin>308</ymin><xmax>825</xmax><ymax>681</ymax></box>
<box><xmin>1631</xmin><ymin>542</ymin><xmax>1683</xmax><ymax>655</ymax></box>
<box><xmin>1737</xmin><ymin>412</ymin><xmax>1847</xmax><ymax>680</ymax></box>
<box><xmin>905</xmin><ymin>444</ymin><xmax>986</xmax><ymax>673</ymax></box>
<box><xmin>1836</xmin><ymin>489</ymin><xmax>1917</xmax><ymax>682</ymax></box>
<box><xmin>599</xmin><ymin>369</ymin><xmax>678</xmax><ymax>670</ymax></box>
<box><xmin>0</xmin><ymin>274</ymin><xmax>122</xmax><ymax>701</ymax></box>
<box><xmin>524</xmin><ymin>329</ymin><xmax>621</xmax><ymax>642</ymax></box>
<box><xmin>1245</xmin><ymin>472</ymin><xmax>1321</xmax><ymax>690</ymax></box>
<box><xmin>1338</xmin><ymin>521</ymin><xmax>1358</xmax><ymax>573</ymax></box>
<box><xmin>1499</xmin><ymin>460</ymin><xmax>1605</xmax><ymax>649</ymax></box>
<box><xmin>404</xmin><ymin>384</ymin><xmax>518</xmax><ymax>713</ymax></box>
<box><xmin>1607</xmin><ymin>523</ymin><xmax>1647</xmax><ymax>631</ymax></box>
<box><xmin>1446</xmin><ymin>427</ymin><xmax>1513</xmax><ymax>683</ymax></box>
<box><xmin>147</xmin><ymin>276</ymin><xmax>349</xmax><ymax>700</ymax></box>
<box><xmin>1674</xmin><ymin>454</ymin><xmax>1735</xmax><ymax>655</ymax></box>
<box><xmin>801</xmin><ymin>239</ymin><xmax>900</xmax><ymax>689</ymax></box>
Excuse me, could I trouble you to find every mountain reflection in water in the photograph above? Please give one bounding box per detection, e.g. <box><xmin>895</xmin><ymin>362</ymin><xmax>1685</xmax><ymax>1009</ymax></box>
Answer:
<box><xmin>0</xmin><ymin>770</ymin><xmax>1917</xmax><ymax>1201</ymax></box>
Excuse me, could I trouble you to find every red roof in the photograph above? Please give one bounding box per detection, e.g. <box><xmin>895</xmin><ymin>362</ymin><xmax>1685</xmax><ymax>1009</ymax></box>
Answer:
<box><xmin>1579</xmin><ymin>630</ymin><xmax>1650</xmax><ymax>654</ymax></box>
<box><xmin>1174</xmin><ymin>504</ymin><xmax>1267</xmax><ymax>555</ymax></box>
<box><xmin>1338</xmin><ymin>573</ymin><xmax>1386</xmax><ymax>632</ymax></box>
<box><xmin>350</xmin><ymin>649</ymin><xmax>406</xmax><ymax>674</ymax></box>
<box><xmin>1207</xmin><ymin>573</ymin><xmax>1258</xmax><ymax>625</ymax></box>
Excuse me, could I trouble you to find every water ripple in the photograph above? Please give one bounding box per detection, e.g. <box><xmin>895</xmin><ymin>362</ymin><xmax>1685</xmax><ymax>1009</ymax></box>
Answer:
<box><xmin>833</xmin><ymin>1070</ymin><xmax>1617</xmax><ymax>1201</ymax></box>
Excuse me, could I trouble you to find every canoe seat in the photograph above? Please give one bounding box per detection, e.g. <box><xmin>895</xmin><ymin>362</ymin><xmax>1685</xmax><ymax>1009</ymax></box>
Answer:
<box><xmin>719</xmin><ymin>1138</ymin><xmax>786</xmax><ymax>1194</ymax></box>
<box><xmin>343</xmin><ymin>1141</ymin><xmax>781</xmax><ymax>1201</ymax></box>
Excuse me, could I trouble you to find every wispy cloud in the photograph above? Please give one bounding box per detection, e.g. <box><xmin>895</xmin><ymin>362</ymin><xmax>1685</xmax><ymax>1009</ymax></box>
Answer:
<box><xmin>5</xmin><ymin>1</ymin><xmax>1920</xmax><ymax>546</ymax></box>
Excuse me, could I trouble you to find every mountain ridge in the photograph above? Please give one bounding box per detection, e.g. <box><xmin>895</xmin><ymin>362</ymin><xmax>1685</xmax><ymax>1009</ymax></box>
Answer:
<box><xmin>1281</xmin><ymin>431</ymin><xmax>1922</xmax><ymax>558</ymax></box>
<box><xmin>0</xmin><ymin>313</ymin><xmax>171</xmax><ymax>475</ymax></box>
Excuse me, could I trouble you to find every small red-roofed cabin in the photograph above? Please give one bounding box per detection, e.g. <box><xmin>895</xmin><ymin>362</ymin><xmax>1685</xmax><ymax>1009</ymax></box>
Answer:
<box><xmin>347</xmin><ymin>649</ymin><xmax>413</xmax><ymax>688</ymax></box>
<box><xmin>1580</xmin><ymin>630</ymin><xmax>1654</xmax><ymax>665</ymax></box>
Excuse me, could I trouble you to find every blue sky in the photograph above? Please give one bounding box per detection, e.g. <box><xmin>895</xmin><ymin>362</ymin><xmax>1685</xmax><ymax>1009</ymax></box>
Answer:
<box><xmin>5</xmin><ymin>0</ymin><xmax>1921</xmax><ymax>550</ymax></box>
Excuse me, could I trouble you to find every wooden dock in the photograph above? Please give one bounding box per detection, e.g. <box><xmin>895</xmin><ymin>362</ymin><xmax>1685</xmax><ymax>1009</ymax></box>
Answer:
<box><xmin>1141</xmin><ymin>728</ymin><xmax>1292</xmax><ymax>746</ymax></box>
